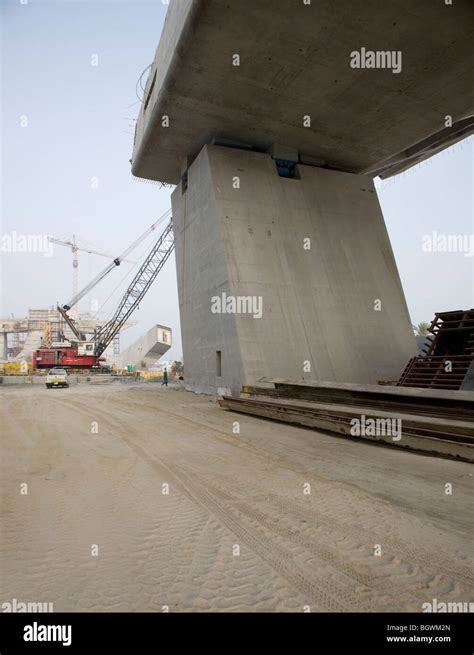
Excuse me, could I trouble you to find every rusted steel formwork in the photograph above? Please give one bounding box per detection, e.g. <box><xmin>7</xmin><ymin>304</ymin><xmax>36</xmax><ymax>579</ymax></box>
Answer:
<box><xmin>398</xmin><ymin>309</ymin><xmax>474</xmax><ymax>390</ymax></box>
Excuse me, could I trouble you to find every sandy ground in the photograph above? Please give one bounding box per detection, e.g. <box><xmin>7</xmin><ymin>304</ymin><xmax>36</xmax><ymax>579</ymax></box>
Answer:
<box><xmin>0</xmin><ymin>382</ymin><xmax>472</xmax><ymax>612</ymax></box>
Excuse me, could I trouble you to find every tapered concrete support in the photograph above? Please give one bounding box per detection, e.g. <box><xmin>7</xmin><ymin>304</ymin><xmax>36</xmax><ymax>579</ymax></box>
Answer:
<box><xmin>1</xmin><ymin>333</ymin><xmax>8</xmax><ymax>360</ymax></box>
<box><xmin>172</xmin><ymin>145</ymin><xmax>416</xmax><ymax>395</ymax></box>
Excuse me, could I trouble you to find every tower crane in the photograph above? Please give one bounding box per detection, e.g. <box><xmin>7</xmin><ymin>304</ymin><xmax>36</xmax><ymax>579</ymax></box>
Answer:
<box><xmin>60</xmin><ymin>209</ymin><xmax>171</xmax><ymax>312</ymax></box>
<box><xmin>48</xmin><ymin>235</ymin><xmax>134</xmax><ymax>315</ymax></box>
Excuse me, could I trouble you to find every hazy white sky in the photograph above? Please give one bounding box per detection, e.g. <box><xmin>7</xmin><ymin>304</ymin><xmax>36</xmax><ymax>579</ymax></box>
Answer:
<box><xmin>1</xmin><ymin>0</ymin><xmax>473</xmax><ymax>361</ymax></box>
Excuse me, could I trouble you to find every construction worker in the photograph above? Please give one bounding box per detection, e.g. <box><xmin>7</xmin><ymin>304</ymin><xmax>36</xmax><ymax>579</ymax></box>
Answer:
<box><xmin>162</xmin><ymin>368</ymin><xmax>168</xmax><ymax>387</ymax></box>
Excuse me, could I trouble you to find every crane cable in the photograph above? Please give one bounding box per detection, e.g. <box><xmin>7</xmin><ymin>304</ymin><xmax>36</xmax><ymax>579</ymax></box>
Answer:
<box><xmin>95</xmin><ymin>228</ymin><xmax>163</xmax><ymax>322</ymax></box>
<box><xmin>62</xmin><ymin>208</ymin><xmax>172</xmax><ymax>310</ymax></box>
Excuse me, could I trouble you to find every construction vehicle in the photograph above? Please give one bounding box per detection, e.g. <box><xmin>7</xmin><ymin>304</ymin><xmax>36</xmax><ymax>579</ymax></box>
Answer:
<box><xmin>33</xmin><ymin>211</ymin><xmax>174</xmax><ymax>370</ymax></box>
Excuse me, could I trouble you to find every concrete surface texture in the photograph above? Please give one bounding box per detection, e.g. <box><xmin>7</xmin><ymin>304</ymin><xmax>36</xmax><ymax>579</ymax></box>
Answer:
<box><xmin>1</xmin><ymin>384</ymin><xmax>472</xmax><ymax>611</ymax></box>
<box><xmin>12</xmin><ymin>330</ymin><xmax>43</xmax><ymax>362</ymax></box>
<box><xmin>172</xmin><ymin>145</ymin><xmax>416</xmax><ymax>394</ymax></box>
<box><xmin>262</xmin><ymin>378</ymin><xmax>474</xmax><ymax>402</ymax></box>
<box><xmin>460</xmin><ymin>360</ymin><xmax>474</xmax><ymax>391</ymax></box>
<box><xmin>132</xmin><ymin>0</ymin><xmax>474</xmax><ymax>184</ymax></box>
<box><xmin>1</xmin><ymin>333</ymin><xmax>7</xmax><ymax>360</ymax></box>
<box><xmin>118</xmin><ymin>324</ymin><xmax>172</xmax><ymax>370</ymax></box>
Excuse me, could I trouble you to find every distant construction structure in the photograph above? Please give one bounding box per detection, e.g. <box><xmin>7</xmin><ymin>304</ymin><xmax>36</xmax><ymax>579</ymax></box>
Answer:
<box><xmin>2</xmin><ymin>215</ymin><xmax>174</xmax><ymax>372</ymax></box>
<box><xmin>0</xmin><ymin>308</ymin><xmax>130</xmax><ymax>364</ymax></box>
<box><xmin>118</xmin><ymin>324</ymin><xmax>172</xmax><ymax>371</ymax></box>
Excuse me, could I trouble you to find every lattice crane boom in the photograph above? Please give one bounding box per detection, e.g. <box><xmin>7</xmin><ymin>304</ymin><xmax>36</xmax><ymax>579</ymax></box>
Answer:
<box><xmin>93</xmin><ymin>219</ymin><xmax>175</xmax><ymax>358</ymax></box>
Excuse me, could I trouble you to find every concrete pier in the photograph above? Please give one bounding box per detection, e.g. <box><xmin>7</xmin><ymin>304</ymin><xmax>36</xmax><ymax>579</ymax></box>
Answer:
<box><xmin>172</xmin><ymin>145</ymin><xmax>416</xmax><ymax>394</ymax></box>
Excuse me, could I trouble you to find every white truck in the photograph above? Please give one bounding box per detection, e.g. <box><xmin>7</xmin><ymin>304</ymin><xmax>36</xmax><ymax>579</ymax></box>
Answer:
<box><xmin>45</xmin><ymin>368</ymin><xmax>69</xmax><ymax>389</ymax></box>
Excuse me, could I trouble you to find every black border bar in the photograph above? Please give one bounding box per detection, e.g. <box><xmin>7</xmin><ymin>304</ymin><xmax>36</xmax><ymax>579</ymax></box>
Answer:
<box><xmin>0</xmin><ymin>612</ymin><xmax>472</xmax><ymax>651</ymax></box>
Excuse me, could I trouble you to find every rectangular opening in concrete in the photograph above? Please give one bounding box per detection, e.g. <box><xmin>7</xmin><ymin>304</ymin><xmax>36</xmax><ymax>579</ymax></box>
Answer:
<box><xmin>274</xmin><ymin>158</ymin><xmax>300</xmax><ymax>179</ymax></box>
<box><xmin>181</xmin><ymin>170</ymin><xmax>188</xmax><ymax>194</ymax></box>
<box><xmin>216</xmin><ymin>350</ymin><xmax>222</xmax><ymax>378</ymax></box>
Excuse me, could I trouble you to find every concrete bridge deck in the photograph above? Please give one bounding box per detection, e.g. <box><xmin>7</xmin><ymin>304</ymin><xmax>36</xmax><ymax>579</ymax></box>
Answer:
<box><xmin>132</xmin><ymin>0</ymin><xmax>474</xmax><ymax>184</ymax></box>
